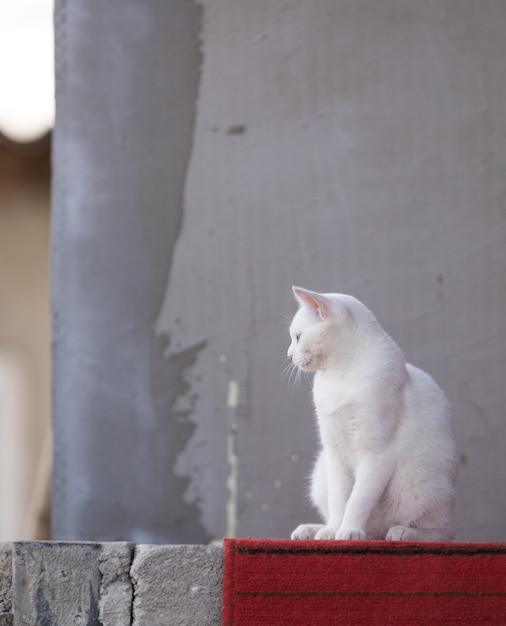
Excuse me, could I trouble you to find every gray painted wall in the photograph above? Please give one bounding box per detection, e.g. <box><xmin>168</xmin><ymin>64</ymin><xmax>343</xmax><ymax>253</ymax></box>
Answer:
<box><xmin>53</xmin><ymin>0</ymin><xmax>506</xmax><ymax>543</ymax></box>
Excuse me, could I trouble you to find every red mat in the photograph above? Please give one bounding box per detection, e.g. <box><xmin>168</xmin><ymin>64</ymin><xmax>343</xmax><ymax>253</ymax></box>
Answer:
<box><xmin>223</xmin><ymin>538</ymin><xmax>506</xmax><ymax>625</ymax></box>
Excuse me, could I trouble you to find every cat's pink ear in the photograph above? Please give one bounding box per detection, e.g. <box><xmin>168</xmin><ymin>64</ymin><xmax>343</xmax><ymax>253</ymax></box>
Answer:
<box><xmin>292</xmin><ymin>287</ymin><xmax>330</xmax><ymax>320</ymax></box>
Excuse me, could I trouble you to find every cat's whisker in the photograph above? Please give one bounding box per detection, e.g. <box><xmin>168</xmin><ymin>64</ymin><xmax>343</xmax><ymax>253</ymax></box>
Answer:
<box><xmin>281</xmin><ymin>361</ymin><xmax>293</xmax><ymax>381</ymax></box>
<box><xmin>281</xmin><ymin>359</ymin><xmax>302</xmax><ymax>393</ymax></box>
<box><xmin>282</xmin><ymin>310</ymin><xmax>294</xmax><ymax>324</ymax></box>
<box><xmin>287</xmin><ymin>364</ymin><xmax>298</xmax><ymax>389</ymax></box>
<box><xmin>281</xmin><ymin>360</ymin><xmax>294</xmax><ymax>380</ymax></box>
<box><xmin>294</xmin><ymin>366</ymin><xmax>302</xmax><ymax>391</ymax></box>
<box><xmin>300</xmin><ymin>369</ymin><xmax>311</xmax><ymax>388</ymax></box>
<box><xmin>294</xmin><ymin>365</ymin><xmax>303</xmax><ymax>391</ymax></box>
<box><xmin>280</xmin><ymin>352</ymin><xmax>314</xmax><ymax>393</ymax></box>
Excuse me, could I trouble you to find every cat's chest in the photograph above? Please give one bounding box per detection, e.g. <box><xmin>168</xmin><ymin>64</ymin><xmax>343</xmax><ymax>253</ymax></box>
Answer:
<box><xmin>312</xmin><ymin>370</ymin><xmax>361</xmax><ymax>415</ymax></box>
<box><xmin>312</xmin><ymin>372</ymin><xmax>366</xmax><ymax>450</ymax></box>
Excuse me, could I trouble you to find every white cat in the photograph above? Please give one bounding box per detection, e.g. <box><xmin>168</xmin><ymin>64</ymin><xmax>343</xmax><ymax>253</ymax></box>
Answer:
<box><xmin>287</xmin><ymin>286</ymin><xmax>457</xmax><ymax>542</ymax></box>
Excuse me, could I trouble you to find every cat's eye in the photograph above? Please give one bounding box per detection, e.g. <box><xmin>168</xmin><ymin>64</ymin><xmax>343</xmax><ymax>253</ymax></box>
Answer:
<box><xmin>295</xmin><ymin>333</ymin><xmax>301</xmax><ymax>343</ymax></box>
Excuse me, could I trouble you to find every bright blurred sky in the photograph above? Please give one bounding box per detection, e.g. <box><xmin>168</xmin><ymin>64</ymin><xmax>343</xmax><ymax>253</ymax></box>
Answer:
<box><xmin>0</xmin><ymin>0</ymin><xmax>54</xmax><ymax>143</ymax></box>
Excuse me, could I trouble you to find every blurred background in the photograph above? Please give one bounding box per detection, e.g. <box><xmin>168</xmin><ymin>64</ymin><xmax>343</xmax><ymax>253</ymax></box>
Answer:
<box><xmin>0</xmin><ymin>0</ymin><xmax>53</xmax><ymax>540</ymax></box>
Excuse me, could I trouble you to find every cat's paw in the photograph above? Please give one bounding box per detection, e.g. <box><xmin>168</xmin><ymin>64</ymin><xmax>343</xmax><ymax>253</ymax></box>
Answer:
<box><xmin>314</xmin><ymin>526</ymin><xmax>340</xmax><ymax>540</ymax></box>
<box><xmin>386</xmin><ymin>525</ymin><xmax>425</xmax><ymax>541</ymax></box>
<box><xmin>335</xmin><ymin>527</ymin><xmax>366</xmax><ymax>541</ymax></box>
<box><xmin>386</xmin><ymin>525</ymin><xmax>410</xmax><ymax>541</ymax></box>
<box><xmin>291</xmin><ymin>524</ymin><xmax>325</xmax><ymax>540</ymax></box>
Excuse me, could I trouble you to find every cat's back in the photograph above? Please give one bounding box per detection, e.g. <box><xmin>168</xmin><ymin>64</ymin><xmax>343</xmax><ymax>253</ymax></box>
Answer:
<box><xmin>400</xmin><ymin>363</ymin><xmax>456</xmax><ymax>465</ymax></box>
<box><xmin>404</xmin><ymin>362</ymin><xmax>452</xmax><ymax>420</ymax></box>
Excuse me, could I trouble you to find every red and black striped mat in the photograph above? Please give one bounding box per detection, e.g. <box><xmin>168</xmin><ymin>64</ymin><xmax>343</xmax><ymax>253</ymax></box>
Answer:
<box><xmin>223</xmin><ymin>538</ymin><xmax>506</xmax><ymax>625</ymax></box>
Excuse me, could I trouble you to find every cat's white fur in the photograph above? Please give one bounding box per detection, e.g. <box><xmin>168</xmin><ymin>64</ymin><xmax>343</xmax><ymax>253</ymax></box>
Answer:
<box><xmin>287</xmin><ymin>286</ymin><xmax>457</xmax><ymax>542</ymax></box>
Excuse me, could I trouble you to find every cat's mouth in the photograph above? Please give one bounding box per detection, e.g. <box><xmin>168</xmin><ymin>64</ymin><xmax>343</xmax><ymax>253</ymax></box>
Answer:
<box><xmin>293</xmin><ymin>355</ymin><xmax>312</xmax><ymax>370</ymax></box>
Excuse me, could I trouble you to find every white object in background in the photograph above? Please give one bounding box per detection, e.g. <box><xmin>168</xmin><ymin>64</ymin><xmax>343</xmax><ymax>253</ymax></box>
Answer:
<box><xmin>0</xmin><ymin>349</ymin><xmax>29</xmax><ymax>540</ymax></box>
<box><xmin>0</xmin><ymin>0</ymin><xmax>54</xmax><ymax>142</ymax></box>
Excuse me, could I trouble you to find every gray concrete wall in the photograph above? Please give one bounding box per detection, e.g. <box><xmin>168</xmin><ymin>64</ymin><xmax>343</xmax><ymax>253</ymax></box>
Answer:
<box><xmin>0</xmin><ymin>542</ymin><xmax>223</xmax><ymax>625</ymax></box>
<box><xmin>53</xmin><ymin>0</ymin><xmax>506</xmax><ymax>543</ymax></box>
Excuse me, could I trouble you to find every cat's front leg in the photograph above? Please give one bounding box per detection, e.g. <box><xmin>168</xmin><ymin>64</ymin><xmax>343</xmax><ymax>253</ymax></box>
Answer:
<box><xmin>314</xmin><ymin>447</ymin><xmax>351</xmax><ymax>540</ymax></box>
<box><xmin>336</xmin><ymin>453</ymin><xmax>394</xmax><ymax>540</ymax></box>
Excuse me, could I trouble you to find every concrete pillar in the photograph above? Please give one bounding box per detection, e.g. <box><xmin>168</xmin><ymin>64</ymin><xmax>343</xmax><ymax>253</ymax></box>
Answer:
<box><xmin>52</xmin><ymin>0</ymin><xmax>207</xmax><ymax>542</ymax></box>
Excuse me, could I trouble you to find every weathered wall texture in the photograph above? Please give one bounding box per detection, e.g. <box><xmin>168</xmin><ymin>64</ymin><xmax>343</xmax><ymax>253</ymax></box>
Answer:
<box><xmin>53</xmin><ymin>0</ymin><xmax>506</xmax><ymax>543</ymax></box>
<box><xmin>157</xmin><ymin>0</ymin><xmax>506</xmax><ymax>541</ymax></box>
<box><xmin>0</xmin><ymin>542</ymin><xmax>223</xmax><ymax>625</ymax></box>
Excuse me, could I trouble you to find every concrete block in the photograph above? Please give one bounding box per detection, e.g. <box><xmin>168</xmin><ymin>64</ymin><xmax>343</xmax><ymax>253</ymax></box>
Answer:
<box><xmin>0</xmin><ymin>543</ymin><xmax>12</xmax><ymax>625</ymax></box>
<box><xmin>131</xmin><ymin>544</ymin><xmax>223</xmax><ymax>626</ymax></box>
<box><xmin>98</xmin><ymin>542</ymin><xmax>134</xmax><ymax>626</ymax></box>
<box><xmin>13</xmin><ymin>542</ymin><xmax>101</xmax><ymax>626</ymax></box>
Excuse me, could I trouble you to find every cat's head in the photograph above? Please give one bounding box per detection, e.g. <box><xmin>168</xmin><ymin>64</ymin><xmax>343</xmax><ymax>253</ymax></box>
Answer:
<box><xmin>287</xmin><ymin>286</ymin><xmax>367</xmax><ymax>371</ymax></box>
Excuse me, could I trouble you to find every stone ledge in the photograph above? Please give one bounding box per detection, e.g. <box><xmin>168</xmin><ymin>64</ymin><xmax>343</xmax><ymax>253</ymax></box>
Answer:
<box><xmin>0</xmin><ymin>542</ymin><xmax>223</xmax><ymax>626</ymax></box>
